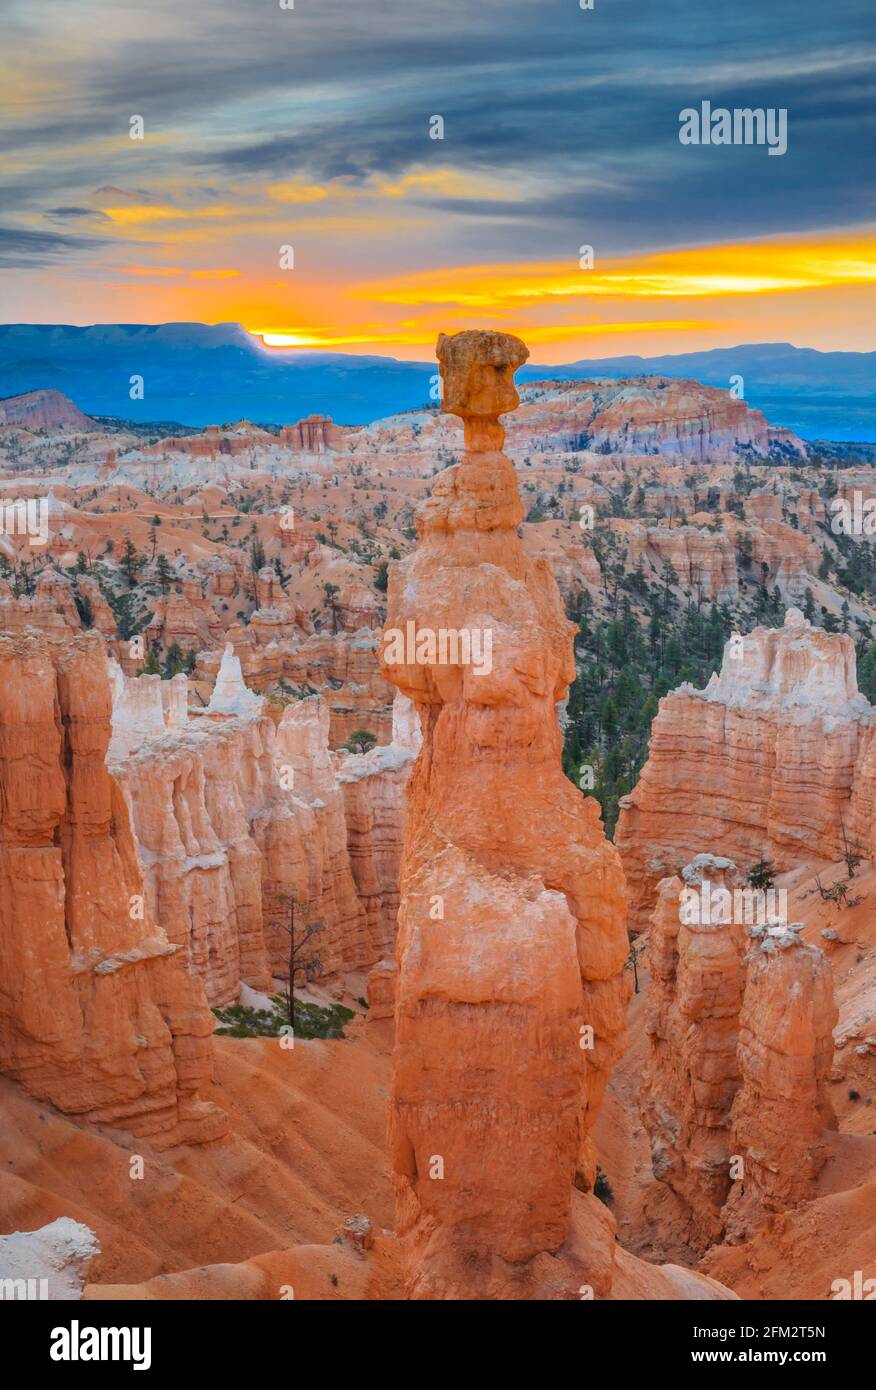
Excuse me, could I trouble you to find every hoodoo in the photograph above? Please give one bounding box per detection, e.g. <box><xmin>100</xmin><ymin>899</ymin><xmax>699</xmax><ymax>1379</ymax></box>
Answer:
<box><xmin>641</xmin><ymin>861</ymin><xmax>748</xmax><ymax>1251</ymax></box>
<box><xmin>640</xmin><ymin>867</ymin><xmax>838</xmax><ymax>1249</ymax></box>
<box><xmin>0</xmin><ymin>631</ymin><xmax>224</xmax><ymax>1145</ymax></box>
<box><xmin>727</xmin><ymin>923</ymin><xmax>837</xmax><ymax>1233</ymax></box>
<box><xmin>379</xmin><ymin>331</ymin><xmax>631</xmax><ymax>1298</ymax></box>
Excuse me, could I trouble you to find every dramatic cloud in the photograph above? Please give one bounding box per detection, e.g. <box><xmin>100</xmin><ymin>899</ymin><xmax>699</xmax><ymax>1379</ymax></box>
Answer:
<box><xmin>0</xmin><ymin>225</ymin><xmax>108</xmax><ymax>267</ymax></box>
<box><xmin>45</xmin><ymin>207</ymin><xmax>110</xmax><ymax>220</ymax></box>
<box><xmin>1</xmin><ymin>0</ymin><xmax>874</xmax><ymax>352</ymax></box>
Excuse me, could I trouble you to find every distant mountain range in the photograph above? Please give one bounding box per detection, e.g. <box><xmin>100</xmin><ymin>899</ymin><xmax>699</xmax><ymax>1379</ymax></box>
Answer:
<box><xmin>0</xmin><ymin>323</ymin><xmax>873</xmax><ymax>441</ymax></box>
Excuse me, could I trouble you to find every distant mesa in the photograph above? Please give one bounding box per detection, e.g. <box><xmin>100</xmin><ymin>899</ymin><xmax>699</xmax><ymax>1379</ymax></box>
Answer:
<box><xmin>0</xmin><ymin>388</ymin><xmax>101</xmax><ymax>432</ymax></box>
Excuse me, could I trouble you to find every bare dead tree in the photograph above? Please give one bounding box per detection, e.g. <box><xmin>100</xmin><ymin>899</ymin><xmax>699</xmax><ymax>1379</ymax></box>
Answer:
<box><xmin>277</xmin><ymin>896</ymin><xmax>322</xmax><ymax>1030</ymax></box>
<box><xmin>625</xmin><ymin>935</ymin><xmax>647</xmax><ymax>994</ymax></box>
<box><xmin>839</xmin><ymin>812</ymin><xmax>863</xmax><ymax>879</ymax></box>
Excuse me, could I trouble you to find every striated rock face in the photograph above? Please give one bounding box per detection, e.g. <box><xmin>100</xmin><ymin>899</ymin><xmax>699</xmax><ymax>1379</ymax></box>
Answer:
<box><xmin>641</xmin><ymin>862</ymin><xmax>747</xmax><ymax>1249</ymax></box>
<box><xmin>508</xmin><ymin>377</ymin><xmax>806</xmax><ymax>461</ymax></box>
<box><xmin>0</xmin><ymin>389</ymin><xmax>99</xmax><ymax>432</ymax></box>
<box><xmin>366</xmin><ymin>958</ymin><xmax>398</xmax><ymax>1022</ymax></box>
<box><xmin>380</xmin><ymin>330</ymin><xmax>630</xmax><ymax>1298</ymax></box>
<box><xmin>844</xmin><ymin>722</ymin><xmax>876</xmax><ymax>858</ymax></box>
<box><xmin>725</xmin><ymin>516</ymin><xmax>822</xmax><ymax>597</ymax></box>
<box><xmin>641</xmin><ymin>870</ymin><xmax>838</xmax><ymax>1245</ymax></box>
<box><xmin>0</xmin><ymin>568</ymin><xmax>113</xmax><ymax>641</ymax></box>
<box><xmin>262</xmin><ymin>696</ymin><xmax>368</xmax><ymax>978</ymax></box>
<box><xmin>137</xmin><ymin>421</ymin><xmax>274</xmax><ymax>465</ymax></box>
<box><xmin>279</xmin><ymin>414</ymin><xmax>347</xmax><ymax>453</ymax></box>
<box><xmin>616</xmin><ymin>609</ymin><xmax>872</xmax><ymax>929</ymax></box>
<box><xmin>727</xmin><ymin>924</ymin><xmax>837</xmax><ymax>1228</ymax></box>
<box><xmin>336</xmin><ymin>694</ymin><xmax>421</xmax><ymax>961</ymax></box>
<box><xmin>113</xmin><ymin>691</ymin><xmax>413</xmax><ymax>1004</ymax></box>
<box><xmin>0</xmin><ymin>568</ymin><xmax>82</xmax><ymax>634</ymax></box>
<box><xmin>0</xmin><ymin>631</ymin><xmax>224</xmax><ymax>1145</ymax></box>
<box><xmin>145</xmin><ymin>590</ymin><xmax>215</xmax><ymax>653</ymax></box>
<box><xmin>201</xmin><ymin>629</ymin><xmax>395</xmax><ymax>748</ymax></box>
<box><xmin>114</xmin><ymin>715</ymin><xmax>276</xmax><ymax>1005</ymax></box>
<box><xmin>75</xmin><ymin>575</ymin><xmax>117</xmax><ymax>638</ymax></box>
<box><xmin>621</xmin><ymin>522</ymin><xmax>739</xmax><ymax>601</ymax></box>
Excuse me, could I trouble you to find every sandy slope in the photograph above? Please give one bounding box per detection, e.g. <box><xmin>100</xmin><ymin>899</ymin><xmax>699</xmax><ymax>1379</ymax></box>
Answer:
<box><xmin>0</xmin><ymin>1020</ymin><xmax>395</xmax><ymax>1295</ymax></box>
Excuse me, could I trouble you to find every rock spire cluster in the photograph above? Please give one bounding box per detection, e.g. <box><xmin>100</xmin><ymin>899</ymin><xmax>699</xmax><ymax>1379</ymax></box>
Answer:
<box><xmin>641</xmin><ymin>862</ymin><xmax>837</xmax><ymax>1247</ymax></box>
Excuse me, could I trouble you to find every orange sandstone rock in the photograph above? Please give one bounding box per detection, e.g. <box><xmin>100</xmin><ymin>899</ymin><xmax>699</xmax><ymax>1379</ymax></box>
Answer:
<box><xmin>641</xmin><ymin>861</ymin><xmax>747</xmax><ymax>1250</ymax></box>
<box><xmin>336</xmin><ymin>694</ymin><xmax>420</xmax><ymax>960</ymax></box>
<box><xmin>726</xmin><ymin>924</ymin><xmax>837</xmax><ymax>1232</ymax></box>
<box><xmin>380</xmin><ymin>331</ymin><xmax>630</xmax><ymax>1298</ymax></box>
<box><xmin>640</xmin><ymin>870</ymin><xmax>839</xmax><ymax>1247</ymax></box>
<box><xmin>620</xmin><ymin>521</ymin><xmax>739</xmax><ymax>601</ymax></box>
<box><xmin>115</xmin><ymin>689</ymin><xmax>406</xmax><ymax>1002</ymax></box>
<box><xmin>616</xmin><ymin>609</ymin><xmax>871</xmax><ymax>929</ymax></box>
<box><xmin>0</xmin><ymin>630</ymin><xmax>224</xmax><ymax>1145</ymax></box>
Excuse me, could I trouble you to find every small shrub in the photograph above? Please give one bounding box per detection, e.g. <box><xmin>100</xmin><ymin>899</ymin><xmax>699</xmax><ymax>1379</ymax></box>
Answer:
<box><xmin>344</xmin><ymin>728</ymin><xmax>377</xmax><ymax>754</ymax></box>
<box><xmin>594</xmin><ymin>1167</ymin><xmax>614</xmax><ymax>1206</ymax></box>
<box><xmin>747</xmin><ymin>858</ymin><xmax>775</xmax><ymax>891</ymax></box>
<box><xmin>212</xmin><ymin>999</ymin><xmax>354</xmax><ymax>1041</ymax></box>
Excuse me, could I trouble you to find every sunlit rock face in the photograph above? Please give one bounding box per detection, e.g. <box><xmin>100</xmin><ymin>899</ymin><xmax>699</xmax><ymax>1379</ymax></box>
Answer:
<box><xmin>380</xmin><ymin>331</ymin><xmax>630</xmax><ymax>1299</ymax></box>
<box><xmin>641</xmin><ymin>870</ymin><xmax>838</xmax><ymax>1248</ymax></box>
<box><xmin>336</xmin><ymin>693</ymin><xmax>420</xmax><ymax>963</ymax></box>
<box><xmin>504</xmin><ymin>377</ymin><xmax>807</xmax><ymax>463</ymax></box>
<box><xmin>616</xmin><ymin>609</ymin><xmax>873</xmax><ymax>930</ymax></box>
<box><xmin>641</xmin><ymin>865</ymin><xmax>748</xmax><ymax>1251</ymax></box>
<box><xmin>104</xmin><ymin>662</ymin><xmax>419</xmax><ymax>1005</ymax></box>
<box><xmin>0</xmin><ymin>630</ymin><xmax>225</xmax><ymax>1146</ymax></box>
<box><xmin>112</xmin><ymin>690</ymin><xmax>414</xmax><ymax>1004</ymax></box>
<box><xmin>726</xmin><ymin>924</ymin><xmax>837</xmax><ymax>1234</ymax></box>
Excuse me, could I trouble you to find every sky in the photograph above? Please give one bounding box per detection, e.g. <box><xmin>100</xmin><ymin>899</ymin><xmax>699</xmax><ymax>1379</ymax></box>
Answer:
<box><xmin>2</xmin><ymin>0</ymin><xmax>875</xmax><ymax>361</ymax></box>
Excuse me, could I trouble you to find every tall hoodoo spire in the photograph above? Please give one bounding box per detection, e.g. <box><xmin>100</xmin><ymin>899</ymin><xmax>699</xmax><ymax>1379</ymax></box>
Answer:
<box><xmin>379</xmin><ymin>330</ymin><xmax>630</xmax><ymax>1299</ymax></box>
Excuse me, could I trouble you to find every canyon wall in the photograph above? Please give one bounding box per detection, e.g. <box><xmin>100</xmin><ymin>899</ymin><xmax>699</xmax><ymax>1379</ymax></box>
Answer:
<box><xmin>509</xmin><ymin>377</ymin><xmax>806</xmax><ymax>461</ymax></box>
<box><xmin>115</xmin><ymin>691</ymin><xmax>414</xmax><ymax>1004</ymax></box>
<box><xmin>200</xmin><ymin>629</ymin><xmax>395</xmax><ymax>748</ymax></box>
<box><xmin>0</xmin><ymin>388</ymin><xmax>99</xmax><ymax>431</ymax></box>
<box><xmin>621</xmin><ymin>523</ymin><xmax>739</xmax><ymax>601</ymax></box>
<box><xmin>336</xmin><ymin>693</ymin><xmax>421</xmax><ymax>962</ymax></box>
<box><xmin>380</xmin><ymin>330</ymin><xmax>630</xmax><ymax>1298</ymax></box>
<box><xmin>0</xmin><ymin>627</ymin><xmax>412</xmax><ymax>1149</ymax></box>
<box><xmin>641</xmin><ymin>866</ymin><xmax>837</xmax><ymax>1246</ymax></box>
<box><xmin>726</xmin><ymin>923</ymin><xmax>837</xmax><ymax>1231</ymax></box>
<box><xmin>279</xmin><ymin>414</ymin><xmax>347</xmax><ymax>452</ymax></box>
<box><xmin>616</xmin><ymin>608</ymin><xmax>873</xmax><ymax>929</ymax></box>
<box><xmin>641</xmin><ymin>859</ymin><xmax>747</xmax><ymax>1248</ymax></box>
<box><xmin>109</xmin><ymin>648</ymin><xmax>415</xmax><ymax>1003</ymax></box>
<box><xmin>0</xmin><ymin>631</ymin><xmax>224</xmax><ymax>1146</ymax></box>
